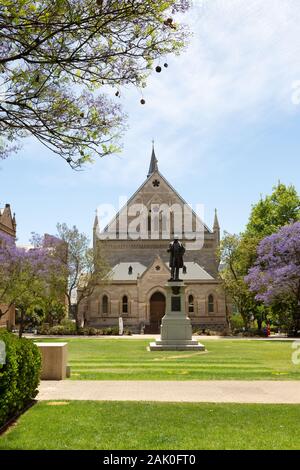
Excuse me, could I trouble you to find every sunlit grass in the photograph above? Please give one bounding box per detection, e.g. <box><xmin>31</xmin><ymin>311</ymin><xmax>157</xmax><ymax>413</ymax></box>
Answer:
<box><xmin>1</xmin><ymin>401</ymin><xmax>300</xmax><ymax>450</ymax></box>
<box><xmin>34</xmin><ymin>338</ymin><xmax>300</xmax><ymax>380</ymax></box>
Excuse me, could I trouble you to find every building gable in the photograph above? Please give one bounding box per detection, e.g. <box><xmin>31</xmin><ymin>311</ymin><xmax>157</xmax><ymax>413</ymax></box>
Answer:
<box><xmin>97</xmin><ymin>166</ymin><xmax>212</xmax><ymax>239</ymax></box>
<box><xmin>94</xmin><ymin>148</ymin><xmax>220</xmax><ymax>278</ymax></box>
<box><xmin>0</xmin><ymin>203</ymin><xmax>16</xmax><ymax>238</ymax></box>
<box><xmin>139</xmin><ymin>255</ymin><xmax>171</xmax><ymax>281</ymax></box>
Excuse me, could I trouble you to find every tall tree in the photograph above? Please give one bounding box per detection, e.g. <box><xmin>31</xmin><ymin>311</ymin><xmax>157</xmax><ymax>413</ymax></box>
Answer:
<box><xmin>220</xmin><ymin>183</ymin><xmax>300</xmax><ymax>329</ymax></box>
<box><xmin>241</xmin><ymin>183</ymin><xmax>300</xmax><ymax>269</ymax></box>
<box><xmin>246</xmin><ymin>222</ymin><xmax>300</xmax><ymax>336</ymax></box>
<box><xmin>219</xmin><ymin>232</ymin><xmax>257</xmax><ymax>329</ymax></box>
<box><xmin>0</xmin><ymin>232</ymin><xmax>63</xmax><ymax>336</ymax></box>
<box><xmin>56</xmin><ymin>223</ymin><xmax>110</xmax><ymax>330</ymax></box>
<box><xmin>0</xmin><ymin>0</ymin><xmax>191</xmax><ymax>167</ymax></box>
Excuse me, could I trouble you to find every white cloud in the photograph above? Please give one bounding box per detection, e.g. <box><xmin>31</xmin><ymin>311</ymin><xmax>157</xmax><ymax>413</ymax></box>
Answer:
<box><xmin>142</xmin><ymin>0</ymin><xmax>300</xmax><ymax>124</ymax></box>
<box><xmin>96</xmin><ymin>0</ymin><xmax>300</xmax><ymax>186</ymax></box>
<box><xmin>11</xmin><ymin>0</ymin><xmax>300</xmax><ymax>190</ymax></box>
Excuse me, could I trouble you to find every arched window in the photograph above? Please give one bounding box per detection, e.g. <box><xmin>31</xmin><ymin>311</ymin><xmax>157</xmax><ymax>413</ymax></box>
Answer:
<box><xmin>208</xmin><ymin>294</ymin><xmax>214</xmax><ymax>313</ymax></box>
<box><xmin>102</xmin><ymin>295</ymin><xmax>108</xmax><ymax>314</ymax></box>
<box><xmin>148</xmin><ymin>212</ymin><xmax>151</xmax><ymax>232</ymax></box>
<box><xmin>122</xmin><ymin>295</ymin><xmax>128</xmax><ymax>314</ymax></box>
<box><xmin>188</xmin><ymin>294</ymin><xmax>194</xmax><ymax>314</ymax></box>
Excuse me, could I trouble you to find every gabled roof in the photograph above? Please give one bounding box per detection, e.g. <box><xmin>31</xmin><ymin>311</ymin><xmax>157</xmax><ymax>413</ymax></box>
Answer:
<box><xmin>177</xmin><ymin>262</ymin><xmax>214</xmax><ymax>280</ymax></box>
<box><xmin>110</xmin><ymin>262</ymin><xmax>147</xmax><ymax>280</ymax></box>
<box><xmin>98</xmin><ymin>149</ymin><xmax>212</xmax><ymax>235</ymax></box>
<box><xmin>108</xmin><ymin>259</ymin><xmax>214</xmax><ymax>281</ymax></box>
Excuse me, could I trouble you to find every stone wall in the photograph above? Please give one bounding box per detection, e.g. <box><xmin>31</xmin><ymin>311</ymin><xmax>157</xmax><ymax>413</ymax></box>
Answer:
<box><xmin>94</xmin><ymin>170</ymin><xmax>220</xmax><ymax>277</ymax></box>
<box><xmin>80</xmin><ymin>257</ymin><xmax>227</xmax><ymax>333</ymax></box>
<box><xmin>0</xmin><ymin>304</ymin><xmax>15</xmax><ymax>329</ymax></box>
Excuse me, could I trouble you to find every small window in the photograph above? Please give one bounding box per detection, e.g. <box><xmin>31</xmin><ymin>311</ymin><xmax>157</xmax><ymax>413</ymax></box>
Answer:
<box><xmin>188</xmin><ymin>294</ymin><xmax>194</xmax><ymax>313</ymax></box>
<box><xmin>102</xmin><ymin>295</ymin><xmax>108</xmax><ymax>314</ymax></box>
<box><xmin>208</xmin><ymin>294</ymin><xmax>214</xmax><ymax>313</ymax></box>
<box><xmin>122</xmin><ymin>295</ymin><xmax>128</xmax><ymax>314</ymax></box>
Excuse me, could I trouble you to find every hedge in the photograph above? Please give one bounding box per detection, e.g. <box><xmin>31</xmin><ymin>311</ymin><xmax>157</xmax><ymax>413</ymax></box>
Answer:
<box><xmin>37</xmin><ymin>324</ymin><xmax>132</xmax><ymax>336</ymax></box>
<box><xmin>0</xmin><ymin>330</ymin><xmax>41</xmax><ymax>428</ymax></box>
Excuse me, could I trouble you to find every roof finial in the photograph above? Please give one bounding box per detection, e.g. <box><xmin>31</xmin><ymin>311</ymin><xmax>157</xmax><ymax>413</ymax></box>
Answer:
<box><xmin>147</xmin><ymin>140</ymin><xmax>158</xmax><ymax>177</ymax></box>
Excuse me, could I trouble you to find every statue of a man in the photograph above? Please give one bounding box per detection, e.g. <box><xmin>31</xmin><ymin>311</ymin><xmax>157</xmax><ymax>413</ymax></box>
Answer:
<box><xmin>167</xmin><ymin>235</ymin><xmax>185</xmax><ymax>281</ymax></box>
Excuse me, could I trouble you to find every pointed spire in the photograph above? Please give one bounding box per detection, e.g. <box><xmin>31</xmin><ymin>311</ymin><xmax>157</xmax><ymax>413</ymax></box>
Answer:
<box><xmin>147</xmin><ymin>140</ymin><xmax>158</xmax><ymax>177</ymax></box>
<box><xmin>93</xmin><ymin>210</ymin><xmax>99</xmax><ymax>229</ymax></box>
<box><xmin>213</xmin><ymin>208</ymin><xmax>220</xmax><ymax>230</ymax></box>
<box><xmin>213</xmin><ymin>209</ymin><xmax>220</xmax><ymax>246</ymax></box>
<box><xmin>12</xmin><ymin>212</ymin><xmax>17</xmax><ymax>230</ymax></box>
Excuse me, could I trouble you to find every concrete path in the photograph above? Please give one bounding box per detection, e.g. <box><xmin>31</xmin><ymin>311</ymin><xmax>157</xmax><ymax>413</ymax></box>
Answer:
<box><xmin>37</xmin><ymin>380</ymin><xmax>300</xmax><ymax>404</ymax></box>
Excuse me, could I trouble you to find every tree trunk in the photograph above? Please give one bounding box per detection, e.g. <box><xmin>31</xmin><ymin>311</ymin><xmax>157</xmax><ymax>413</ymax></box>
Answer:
<box><xmin>18</xmin><ymin>309</ymin><xmax>25</xmax><ymax>338</ymax></box>
<box><xmin>240</xmin><ymin>309</ymin><xmax>250</xmax><ymax>330</ymax></box>
<box><xmin>74</xmin><ymin>304</ymin><xmax>82</xmax><ymax>332</ymax></box>
<box><xmin>291</xmin><ymin>284</ymin><xmax>300</xmax><ymax>337</ymax></box>
<box><xmin>225</xmin><ymin>303</ymin><xmax>232</xmax><ymax>335</ymax></box>
<box><xmin>292</xmin><ymin>305</ymin><xmax>300</xmax><ymax>337</ymax></box>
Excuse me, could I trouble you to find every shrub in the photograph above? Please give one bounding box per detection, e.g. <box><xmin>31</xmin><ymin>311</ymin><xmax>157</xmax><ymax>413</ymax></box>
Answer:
<box><xmin>0</xmin><ymin>330</ymin><xmax>41</xmax><ymax>428</ymax></box>
<box><xmin>192</xmin><ymin>328</ymin><xmax>221</xmax><ymax>336</ymax></box>
<box><xmin>233</xmin><ymin>328</ymin><xmax>267</xmax><ymax>337</ymax></box>
<box><xmin>102</xmin><ymin>327</ymin><xmax>119</xmax><ymax>336</ymax></box>
<box><xmin>36</xmin><ymin>323</ymin><xmax>132</xmax><ymax>336</ymax></box>
<box><xmin>37</xmin><ymin>324</ymin><xmax>51</xmax><ymax>335</ymax></box>
<box><xmin>123</xmin><ymin>328</ymin><xmax>132</xmax><ymax>336</ymax></box>
<box><xmin>60</xmin><ymin>318</ymin><xmax>76</xmax><ymax>328</ymax></box>
<box><xmin>230</xmin><ymin>313</ymin><xmax>245</xmax><ymax>331</ymax></box>
<box><xmin>37</xmin><ymin>320</ymin><xmax>76</xmax><ymax>335</ymax></box>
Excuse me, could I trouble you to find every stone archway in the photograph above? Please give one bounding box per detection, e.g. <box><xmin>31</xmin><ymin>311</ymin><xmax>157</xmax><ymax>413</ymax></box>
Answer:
<box><xmin>146</xmin><ymin>291</ymin><xmax>166</xmax><ymax>334</ymax></box>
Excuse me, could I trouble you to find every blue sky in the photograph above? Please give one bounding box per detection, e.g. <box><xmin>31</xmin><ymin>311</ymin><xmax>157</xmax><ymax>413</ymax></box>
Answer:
<box><xmin>1</xmin><ymin>0</ymin><xmax>300</xmax><ymax>245</ymax></box>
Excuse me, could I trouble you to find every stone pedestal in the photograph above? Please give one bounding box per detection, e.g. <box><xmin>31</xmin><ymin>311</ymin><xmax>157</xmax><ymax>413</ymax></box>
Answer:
<box><xmin>149</xmin><ymin>282</ymin><xmax>205</xmax><ymax>351</ymax></box>
<box><xmin>36</xmin><ymin>342</ymin><xmax>68</xmax><ymax>380</ymax></box>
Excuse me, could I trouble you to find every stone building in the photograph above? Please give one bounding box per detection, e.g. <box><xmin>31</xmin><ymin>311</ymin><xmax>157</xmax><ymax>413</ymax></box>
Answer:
<box><xmin>79</xmin><ymin>148</ymin><xmax>227</xmax><ymax>333</ymax></box>
<box><xmin>0</xmin><ymin>203</ymin><xmax>16</xmax><ymax>328</ymax></box>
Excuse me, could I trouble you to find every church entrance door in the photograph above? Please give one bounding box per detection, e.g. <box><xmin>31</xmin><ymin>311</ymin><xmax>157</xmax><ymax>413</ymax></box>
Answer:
<box><xmin>147</xmin><ymin>292</ymin><xmax>166</xmax><ymax>334</ymax></box>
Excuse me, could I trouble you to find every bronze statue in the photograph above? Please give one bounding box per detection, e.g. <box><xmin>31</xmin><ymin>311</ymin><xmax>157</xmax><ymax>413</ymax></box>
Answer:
<box><xmin>167</xmin><ymin>235</ymin><xmax>185</xmax><ymax>281</ymax></box>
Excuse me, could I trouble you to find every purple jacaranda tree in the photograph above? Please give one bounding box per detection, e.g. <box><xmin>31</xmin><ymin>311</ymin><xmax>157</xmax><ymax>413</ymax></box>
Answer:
<box><xmin>245</xmin><ymin>222</ymin><xmax>300</xmax><ymax>335</ymax></box>
<box><xmin>0</xmin><ymin>0</ymin><xmax>191</xmax><ymax>167</ymax></box>
<box><xmin>0</xmin><ymin>232</ymin><xmax>64</xmax><ymax>336</ymax></box>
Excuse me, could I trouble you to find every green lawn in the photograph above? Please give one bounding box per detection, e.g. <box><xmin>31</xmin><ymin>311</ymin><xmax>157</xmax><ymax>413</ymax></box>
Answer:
<box><xmin>34</xmin><ymin>338</ymin><xmax>300</xmax><ymax>380</ymax></box>
<box><xmin>1</xmin><ymin>401</ymin><xmax>300</xmax><ymax>450</ymax></box>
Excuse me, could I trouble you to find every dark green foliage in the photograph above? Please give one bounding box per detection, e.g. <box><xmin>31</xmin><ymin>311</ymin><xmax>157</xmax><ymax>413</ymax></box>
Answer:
<box><xmin>220</xmin><ymin>183</ymin><xmax>300</xmax><ymax>329</ymax></box>
<box><xmin>0</xmin><ymin>330</ymin><xmax>41</xmax><ymax>428</ymax></box>
<box><xmin>37</xmin><ymin>324</ymin><xmax>131</xmax><ymax>336</ymax></box>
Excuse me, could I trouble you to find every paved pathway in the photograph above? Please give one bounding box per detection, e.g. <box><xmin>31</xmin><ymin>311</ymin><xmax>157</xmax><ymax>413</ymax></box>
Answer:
<box><xmin>38</xmin><ymin>380</ymin><xmax>300</xmax><ymax>404</ymax></box>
